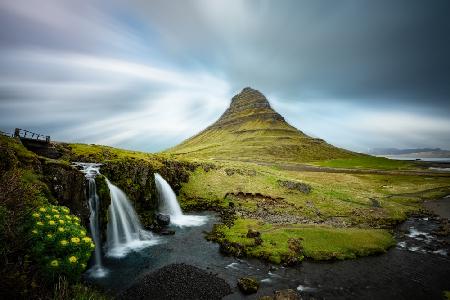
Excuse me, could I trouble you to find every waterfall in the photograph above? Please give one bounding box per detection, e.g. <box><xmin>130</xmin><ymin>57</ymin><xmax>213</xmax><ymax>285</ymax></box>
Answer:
<box><xmin>73</xmin><ymin>163</ymin><xmax>108</xmax><ymax>278</ymax></box>
<box><xmin>105</xmin><ymin>179</ymin><xmax>158</xmax><ymax>258</ymax></box>
<box><xmin>154</xmin><ymin>173</ymin><xmax>207</xmax><ymax>227</ymax></box>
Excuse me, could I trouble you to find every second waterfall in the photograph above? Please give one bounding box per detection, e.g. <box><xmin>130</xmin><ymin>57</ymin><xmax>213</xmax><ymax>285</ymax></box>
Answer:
<box><xmin>154</xmin><ymin>173</ymin><xmax>207</xmax><ymax>227</ymax></box>
<box><xmin>105</xmin><ymin>179</ymin><xmax>158</xmax><ymax>258</ymax></box>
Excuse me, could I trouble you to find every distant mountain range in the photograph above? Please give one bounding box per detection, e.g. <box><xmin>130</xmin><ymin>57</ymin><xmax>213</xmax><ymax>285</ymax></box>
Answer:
<box><xmin>166</xmin><ymin>87</ymin><xmax>358</xmax><ymax>163</ymax></box>
<box><xmin>369</xmin><ymin>148</ymin><xmax>450</xmax><ymax>157</ymax></box>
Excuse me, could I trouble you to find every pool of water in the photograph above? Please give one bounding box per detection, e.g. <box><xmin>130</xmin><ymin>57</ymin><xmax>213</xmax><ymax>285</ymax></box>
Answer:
<box><xmin>87</xmin><ymin>211</ymin><xmax>450</xmax><ymax>299</ymax></box>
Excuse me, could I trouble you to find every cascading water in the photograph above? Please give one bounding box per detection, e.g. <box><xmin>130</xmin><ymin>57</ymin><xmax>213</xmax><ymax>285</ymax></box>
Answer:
<box><xmin>154</xmin><ymin>173</ymin><xmax>207</xmax><ymax>227</ymax></box>
<box><xmin>73</xmin><ymin>163</ymin><xmax>108</xmax><ymax>278</ymax></box>
<box><xmin>106</xmin><ymin>179</ymin><xmax>158</xmax><ymax>258</ymax></box>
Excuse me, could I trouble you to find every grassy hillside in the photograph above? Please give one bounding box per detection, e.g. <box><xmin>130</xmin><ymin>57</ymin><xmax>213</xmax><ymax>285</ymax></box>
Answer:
<box><xmin>167</xmin><ymin>87</ymin><xmax>358</xmax><ymax>163</ymax></box>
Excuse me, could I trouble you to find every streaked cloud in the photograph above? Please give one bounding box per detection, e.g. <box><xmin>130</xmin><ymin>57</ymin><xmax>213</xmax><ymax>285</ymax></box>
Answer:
<box><xmin>0</xmin><ymin>0</ymin><xmax>449</xmax><ymax>151</ymax></box>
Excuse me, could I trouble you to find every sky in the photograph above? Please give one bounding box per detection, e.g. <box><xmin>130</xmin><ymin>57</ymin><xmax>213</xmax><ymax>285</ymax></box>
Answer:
<box><xmin>0</xmin><ymin>0</ymin><xmax>449</xmax><ymax>153</ymax></box>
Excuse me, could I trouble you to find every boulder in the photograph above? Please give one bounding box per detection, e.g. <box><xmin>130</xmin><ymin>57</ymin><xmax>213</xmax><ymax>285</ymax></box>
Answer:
<box><xmin>246</xmin><ymin>229</ymin><xmax>261</xmax><ymax>238</ymax></box>
<box><xmin>274</xmin><ymin>289</ymin><xmax>301</xmax><ymax>300</ymax></box>
<box><xmin>237</xmin><ymin>277</ymin><xmax>259</xmax><ymax>294</ymax></box>
<box><xmin>160</xmin><ymin>228</ymin><xmax>176</xmax><ymax>235</ymax></box>
<box><xmin>156</xmin><ymin>213</ymin><xmax>170</xmax><ymax>226</ymax></box>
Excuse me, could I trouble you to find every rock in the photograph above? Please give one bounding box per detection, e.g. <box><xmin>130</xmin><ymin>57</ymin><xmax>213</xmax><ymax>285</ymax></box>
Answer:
<box><xmin>274</xmin><ymin>289</ymin><xmax>301</xmax><ymax>300</ymax></box>
<box><xmin>278</xmin><ymin>180</ymin><xmax>311</xmax><ymax>194</ymax></box>
<box><xmin>259</xmin><ymin>296</ymin><xmax>274</xmax><ymax>300</ymax></box>
<box><xmin>156</xmin><ymin>213</ymin><xmax>171</xmax><ymax>226</ymax></box>
<box><xmin>219</xmin><ymin>241</ymin><xmax>246</xmax><ymax>257</ymax></box>
<box><xmin>246</xmin><ymin>229</ymin><xmax>261</xmax><ymax>238</ymax></box>
<box><xmin>237</xmin><ymin>277</ymin><xmax>259</xmax><ymax>294</ymax></box>
<box><xmin>160</xmin><ymin>228</ymin><xmax>175</xmax><ymax>235</ymax></box>
<box><xmin>254</xmin><ymin>236</ymin><xmax>263</xmax><ymax>246</ymax></box>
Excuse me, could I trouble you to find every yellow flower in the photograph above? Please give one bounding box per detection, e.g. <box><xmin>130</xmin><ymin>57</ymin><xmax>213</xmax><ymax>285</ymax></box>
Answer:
<box><xmin>45</xmin><ymin>215</ymin><xmax>51</xmax><ymax>219</ymax></box>
<box><xmin>73</xmin><ymin>216</ymin><xmax>80</xmax><ymax>222</ymax></box>
<box><xmin>47</xmin><ymin>233</ymin><xmax>53</xmax><ymax>239</ymax></box>
<box><xmin>39</xmin><ymin>207</ymin><xmax>46</xmax><ymax>212</ymax></box>
<box><xmin>51</xmin><ymin>208</ymin><xmax>58</xmax><ymax>213</ymax></box>
<box><xmin>54</xmin><ymin>214</ymin><xmax>60</xmax><ymax>219</ymax></box>
<box><xmin>81</xmin><ymin>263</ymin><xmax>86</xmax><ymax>269</ymax></box>
<box><xmin>90</xmin><ymin>243</ymin><xmax>95</xmax><ymax>249</ymax></box>
<box><xmin>48</xmin><ymin>220</ymin><xmax>56</xmax><ymax>226</ymax></box>
<box><xmin>65</xmin><ymin>215</ymin><xmax>71</xmax><ymax>220</ymax></box>
<box><xmin>59</xmin><ymin>219</ymin><xmax>65</xmax><ymax>225</ymax></box>
<box><xmin>82</xmin><ymin>237</ymin><xmax>92</xmax><ymax>243</ymax></box>
<box><xmin>50</xmin><ymin>260</ymin><xmax>59</xmax><ymax>267</ymax></box>
<box><xmin>58</xmin><ymin>227</ymin><xmax>65</xmax><ymax>232</ymax></box>
<box><xmin>62</xmin><ymin>207</ymin><xmax>70</xmax><ymax>213</ymax></box>
<box><xmin>80</xmin><ymin>230</ymin><xmax>86</xmax><ymax>237</ymax></box>
<box><xmin>71</xmin><ymin>237</ymin><xmax>80</xmax><ymax>244</ymax></box>
<box><xmin>68</xmin><ymin>256</ymin><xmax>77</xmax><ymax>264</ymax></box>
<box><xmin>60</xmin><ymin>240</ymin><xmax>68</xmax><ymax>246</ymax></box>
<box><xmin>32</xmin><ymin>229</ymin><xmax>38</xmax><ymax>234</ymax></box>
<box><xmin>32</xmin><ymin>213</ymin><xmax>40</xmax><ymax>218</ymax></box>
<box><xmin>36</xmin><ymin>221</ymin><xmax>43</xmax><ymax>226</ymax></box>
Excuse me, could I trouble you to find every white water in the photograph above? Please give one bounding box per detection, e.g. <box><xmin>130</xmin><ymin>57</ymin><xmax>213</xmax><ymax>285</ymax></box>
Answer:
<box><xmin>106</xmin><ymin>179</ymin><xmax>159</xmax><ymax>258</ymax></box>
<box><xmin>154</xmin><ymin>173</ymin><xmax>207</xmax><ymax>227</ymax></box>
<box><xmin>73</xmin><ymin>163</ymin><xmax>108</xmax><ymax>278</ymax></box>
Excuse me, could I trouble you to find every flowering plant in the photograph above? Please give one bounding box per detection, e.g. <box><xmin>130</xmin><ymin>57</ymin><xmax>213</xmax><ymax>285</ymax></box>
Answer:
<box><xmin>29</xmin><ymin>204</ymin><xmax>93</xmax><ymax>280</ymax></box>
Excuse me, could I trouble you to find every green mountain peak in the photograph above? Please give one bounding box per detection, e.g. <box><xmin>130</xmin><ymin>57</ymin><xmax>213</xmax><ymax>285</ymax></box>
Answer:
<box><xmin>166</xmin><ymin>87</ymin><xmax>357</xmax><ymax>163</ymax></box>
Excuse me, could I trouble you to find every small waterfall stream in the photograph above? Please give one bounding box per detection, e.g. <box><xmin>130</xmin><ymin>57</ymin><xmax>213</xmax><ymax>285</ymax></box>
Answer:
<box><xmin>73</xmin><ymin>163</ymin><xmax>108</xmax><ymax>278</ymax></box>
<box><xmin>105</xmin><ymin>179</ymin><xmax>157</xmax><ymax>258</ymax></box>
<box><xmin>154</xmin><ymin>173</ymin><xmax>207</xmax><ymax>227</ymax></box>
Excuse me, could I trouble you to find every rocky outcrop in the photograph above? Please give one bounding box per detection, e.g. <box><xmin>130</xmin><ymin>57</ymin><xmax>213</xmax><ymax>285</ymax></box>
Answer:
<box><xmin>210</xmin><ymin>87</ymin><xmax>288</xmax><ymax>130</ymax></box>
<box><xmin>99</xmin><ymin>158</ymin><xmax>204</xmax><ymax>227</ymax></box>
<box><xmin>41</xmin><ymin>159</ymin><xmax>89</xmax><ymax>225</ymax></box>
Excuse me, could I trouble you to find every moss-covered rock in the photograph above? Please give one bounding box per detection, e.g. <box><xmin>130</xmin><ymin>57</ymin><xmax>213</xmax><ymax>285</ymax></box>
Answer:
<box><xmin>237</xmin><ymin>277</ymin><xmax>259</xmax><ymax>294</ymax></box>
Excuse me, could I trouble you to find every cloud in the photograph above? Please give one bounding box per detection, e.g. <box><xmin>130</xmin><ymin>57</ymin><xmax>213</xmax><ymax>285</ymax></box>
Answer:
<box><xmin>0</xmin><ymin>48</ymin><xmax>231</xmax><ymax>150</ymax></box>
<box><xmin>0</xmin><ymin>0</ymin><xmax>449</xmax><ymax>152</ymax></box>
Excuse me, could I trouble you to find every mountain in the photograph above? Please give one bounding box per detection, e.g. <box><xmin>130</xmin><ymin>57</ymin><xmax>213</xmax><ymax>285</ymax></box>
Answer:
<box><xmin>369</xmin><ymin>148</ymin><xmax>450</xmax><ymax>157</ymax></box>
<box><xmin>166</xmin><ymin>87</ymin><xmax>358</xmax><ymax>163</ymax></box>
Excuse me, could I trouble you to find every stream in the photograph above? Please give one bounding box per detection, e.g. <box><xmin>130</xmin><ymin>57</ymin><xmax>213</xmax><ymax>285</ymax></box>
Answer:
<box><xmin>87</xmin><ymin>200</ymin><xmax>450</xmax><ymax>300</ymax></box>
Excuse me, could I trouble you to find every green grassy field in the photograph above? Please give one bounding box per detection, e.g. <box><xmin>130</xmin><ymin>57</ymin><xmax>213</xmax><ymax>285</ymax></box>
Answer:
<box><xmin>180</xmin><ymin>160</ymin><xmax>450</xmax><ymax>263</ymax></box>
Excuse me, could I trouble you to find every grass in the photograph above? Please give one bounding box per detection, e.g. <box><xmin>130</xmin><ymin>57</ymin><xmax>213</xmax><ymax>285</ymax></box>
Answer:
<box><xmin>180</xmin><ymin>159</ymin><xmax>450</xmax><ymax>262</ymax></box>
<box><xmin>312</xmin><ymin>156</ymin><xmax>416</xmax><ymax>170</ymax></box>
<box><xmin>444</xmin><ymin>291</ymin><xmax>450</xmax><ymax>300</ymax></box>
<box><xmin>180</xmin><ymin>163</ymin><xmax>450</xmax><ymax>227</ymax></box>
<box><xmin>212</xmin><ymin>218</ymin><xmax>395</xmax><ymax>263</ymax></box>
<box><xmin>66</xmin><ymin>143</ymin><xmax>165</xmax><ymax>163</ymax></box>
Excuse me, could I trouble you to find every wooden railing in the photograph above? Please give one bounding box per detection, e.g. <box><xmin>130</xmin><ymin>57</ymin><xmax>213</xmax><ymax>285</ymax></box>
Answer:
<box><xmin>14</xmin><ymin>128</ymin><xmax>50</xmax><ymax>143</ymax></box>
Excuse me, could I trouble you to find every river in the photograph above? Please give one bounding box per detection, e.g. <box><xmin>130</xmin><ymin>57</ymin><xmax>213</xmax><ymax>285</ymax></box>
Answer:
<box><xmin>87</xmin><ymin>201</ymin><xmax>450</xmax><ymax>299</ymax></box>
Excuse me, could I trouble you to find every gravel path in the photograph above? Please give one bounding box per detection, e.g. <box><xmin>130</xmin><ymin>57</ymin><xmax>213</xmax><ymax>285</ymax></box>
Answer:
<box><xmin>119</xmin><ymin>263</ymin><xmax>232</xmax><ymax>300</ymax></box>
